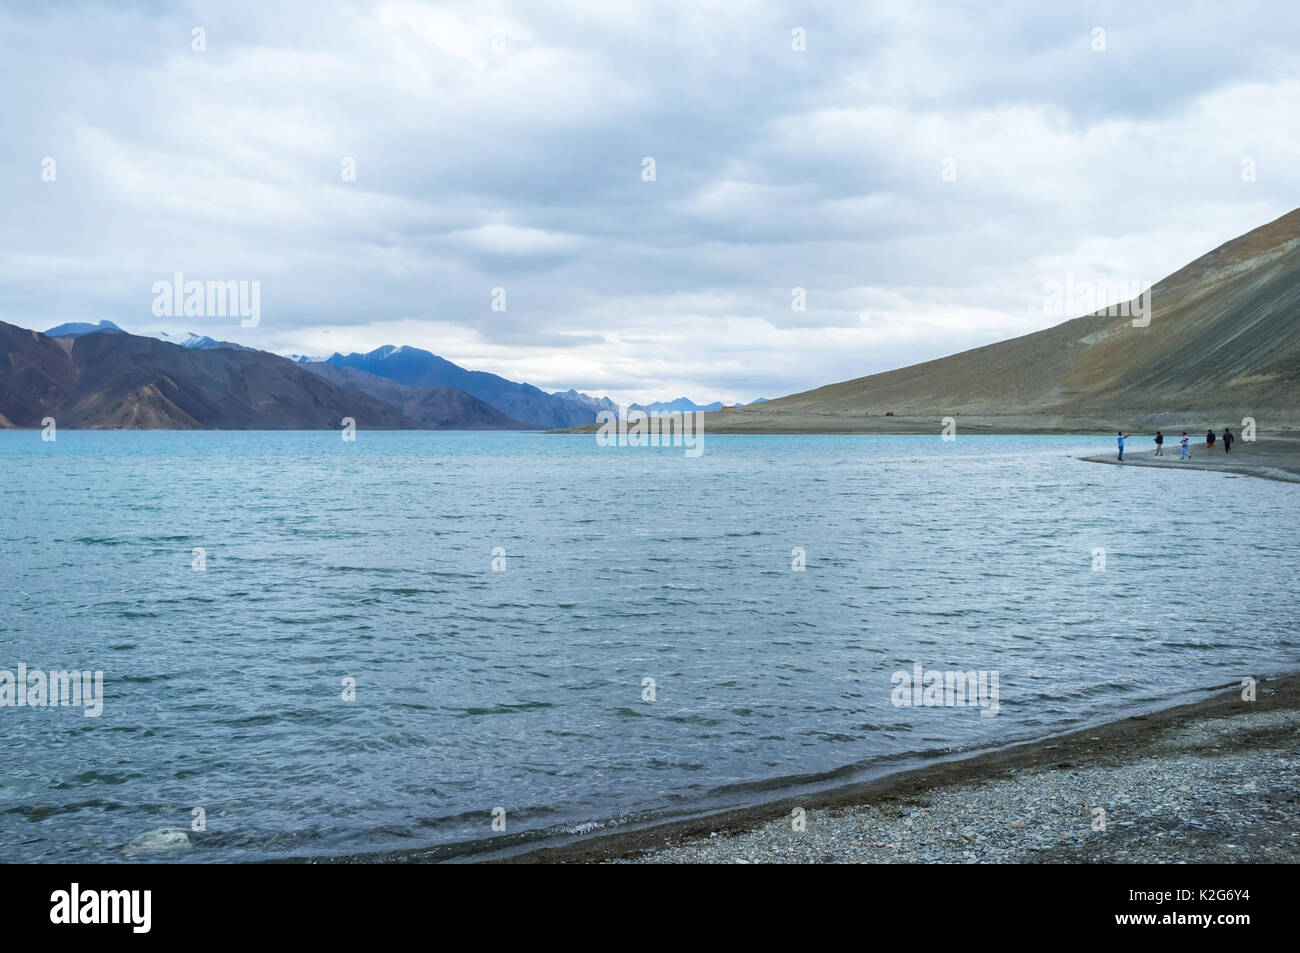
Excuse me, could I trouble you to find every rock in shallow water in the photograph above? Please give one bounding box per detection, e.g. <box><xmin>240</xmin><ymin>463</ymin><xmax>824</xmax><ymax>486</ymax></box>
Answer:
<box><xmin>123</xmin><ymin>827</ymin><xmax>190</xmax><ymax>856</ymax></box>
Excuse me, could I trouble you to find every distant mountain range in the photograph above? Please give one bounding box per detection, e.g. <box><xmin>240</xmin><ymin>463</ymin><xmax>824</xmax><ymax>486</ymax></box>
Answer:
<box><xmin>17</xmin><ymin>210</ymin><xmax>1298</xmax><ymax>434</ymax></box>
<box><xmin>0</xmin><ymin>321</ymin><xmax>421</xmax><ymax>429</ymax></box>
<box><xmin>43</xmin><ymin>320</ymin><xmax>250</xmax><ymax>352</ymax></box>
<box><xmin>5</xmin><ymin>319</ymin><xmax>759</xmax><ymax>430</ymax></box>
<box><xmin>548</xmin><ymin>390</ymin><xmax>766</xmax><ymax>416</ymax></box>
<box><xmin>319</xmin><ymin>345</ymin><xmax>756</xmax><ymax>428</ymax></box>
<box><xmin>323</xmin><ymin>345</ymin><xmax>593</xmax><ymax>429</ymax></box>
<box><xmin>630</xmin><ymin>396</ymin><xmax>766</xmax><ymax>414</ymax></box>
<box><xmin>549</xmin><ymin>388</ymin><xmax>618</xmax><ymax>416</ymax></box>
<box><xmin>154</xmin><ymin>330</ymin><xmax>253</xmax><ymax>351</ymax></box>
<box><xmin>299</xmin><ymin>362</ymin><xmax>532</xmax><ymax>430</ymax></box>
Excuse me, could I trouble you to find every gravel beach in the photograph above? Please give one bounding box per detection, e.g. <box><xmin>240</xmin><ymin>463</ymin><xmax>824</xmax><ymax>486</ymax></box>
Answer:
<box><xmin>507</xmin><ymin>674</ymin><xmax>1299</xmax><ymax>864</ymax></box>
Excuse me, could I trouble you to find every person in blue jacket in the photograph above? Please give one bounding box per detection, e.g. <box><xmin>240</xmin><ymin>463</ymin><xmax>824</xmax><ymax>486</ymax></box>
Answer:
<box><xmin>1116</xmin><ymin>431</ymin><xmax>1131</xmax><ymax>461</ymax></box>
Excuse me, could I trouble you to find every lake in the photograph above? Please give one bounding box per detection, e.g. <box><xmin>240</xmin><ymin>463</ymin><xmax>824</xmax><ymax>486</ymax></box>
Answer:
<box><xmin>1</xmin><ymin>431</ymin><xmax>1295</xmax><ymax>861</ymax></box>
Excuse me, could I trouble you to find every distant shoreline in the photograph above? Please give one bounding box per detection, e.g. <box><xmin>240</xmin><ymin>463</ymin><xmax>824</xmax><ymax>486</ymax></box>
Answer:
<box><xmin>552</xmin><ymin>417</ymin><xmax>1300</xmax><ymax>436</ymax></box>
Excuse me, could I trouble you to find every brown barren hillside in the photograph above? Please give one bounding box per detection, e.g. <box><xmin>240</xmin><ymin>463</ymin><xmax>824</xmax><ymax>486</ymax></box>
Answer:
<box><xmin>0</xmin><ymin>322</ymin><xmax>422</xmax><ymax>430</ymax></box>
<box><xmin>707</xmin><ymin>209</ymin><xmax>1300</xmax><ymax>433</ymax></box>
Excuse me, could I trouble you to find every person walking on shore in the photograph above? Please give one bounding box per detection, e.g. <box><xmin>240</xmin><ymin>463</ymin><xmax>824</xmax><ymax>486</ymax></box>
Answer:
<box><xmin>1154</xmin><ymin>430</ymin><xmax>1164</xmax><ymax>456</ymax></box>
<box><xmin>1223</xmin><ymin>427</ymin><xmax>1234</xmax><ymax>454</ymax></box>
<box><xmin>1180</xmin><ymin>432</ymin><xmax>1191</xmax><ymax>459</ymax></box>
<box><xmin>1116</xmin><ymin>431</ymin><xmax>1131</xmax><ymax>461</ymax></box>
<box><xmin>1206</xmin><ymin>429</ymin><xmax>1216</xmax><ymax>456</ymax></box>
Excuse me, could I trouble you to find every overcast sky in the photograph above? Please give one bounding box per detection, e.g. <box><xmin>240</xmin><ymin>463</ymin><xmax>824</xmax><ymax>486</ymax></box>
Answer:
<box><xmin>3</xmin><ymin>1</ymin><xmax>1298</xmax><ymax>404</ymax></box>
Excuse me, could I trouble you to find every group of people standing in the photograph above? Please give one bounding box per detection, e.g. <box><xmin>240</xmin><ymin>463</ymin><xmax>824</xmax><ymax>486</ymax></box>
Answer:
<box><xmin>1117</xmin><ymin>428</ymin><xmax>1234</xmax><ymax>461</ymax></box>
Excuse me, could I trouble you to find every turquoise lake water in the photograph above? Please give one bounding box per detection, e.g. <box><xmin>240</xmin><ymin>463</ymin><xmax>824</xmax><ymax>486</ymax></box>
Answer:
<box><xmin>1</xmin><ymin>431</ymin><xmax>1295</xmax><ymax>861</ymax></box>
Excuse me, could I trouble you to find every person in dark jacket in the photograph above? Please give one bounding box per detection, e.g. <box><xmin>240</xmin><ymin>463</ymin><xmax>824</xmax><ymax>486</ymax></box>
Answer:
<box><xmin>1223</xmin><ymin>427</ymin><xmax>1234</xmax><ymax>454</ymax></box>
<box><xmin>1154</xmin><ymin>430</ymin><xmax>1164</xmax><ymax>455</ymax></box>
<box><xmin>1206</xmin><ymin>429</ymin><xmax>1216</xmax><ymax>456</ymax></box>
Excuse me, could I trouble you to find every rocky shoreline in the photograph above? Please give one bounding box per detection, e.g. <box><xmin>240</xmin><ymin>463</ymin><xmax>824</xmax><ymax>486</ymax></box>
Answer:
<box><xmin>505</xmin><ymin>674</ymin><xmax>1299</xmax><ymax>864</ymax></box>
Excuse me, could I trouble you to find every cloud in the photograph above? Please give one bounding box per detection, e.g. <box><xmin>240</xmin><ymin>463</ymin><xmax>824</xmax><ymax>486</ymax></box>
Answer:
<box><xmin>1</xmin><ymin>0</ymin><xmax>1297</xmax><ymax>404</ymax></box>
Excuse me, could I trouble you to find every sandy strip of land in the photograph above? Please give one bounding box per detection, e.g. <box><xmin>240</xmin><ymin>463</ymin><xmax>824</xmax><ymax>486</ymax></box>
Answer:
<box><xmin>1080</xmin><ymin>435</ymin><xmax>1300</xmax><ymax>482</ymax></box>
<box><xmin>556</xmin><ymin>414</ymin><xmax>1127</xmax><ymax>435</ymax></box>
<box><xmin>503</xmin><ymin>674</ymin><xmax>1299</xmax><ymax>864</ymax></box>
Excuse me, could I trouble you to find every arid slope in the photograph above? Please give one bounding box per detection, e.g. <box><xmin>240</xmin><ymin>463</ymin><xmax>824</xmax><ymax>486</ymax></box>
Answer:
<box><xmin>706</xmin><ymin>209</ymin><xmax>1300</xmax><ymax>433</ymax></box>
